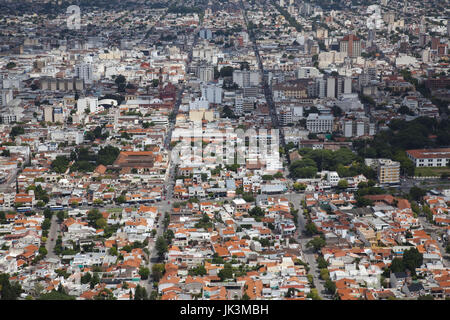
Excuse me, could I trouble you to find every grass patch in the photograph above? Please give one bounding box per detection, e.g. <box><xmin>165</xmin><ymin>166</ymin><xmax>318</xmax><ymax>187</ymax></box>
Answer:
<box><xmin>414</xmin><ymin>167</ymin><xmax>450</xmax><ymax>177</ymax></box>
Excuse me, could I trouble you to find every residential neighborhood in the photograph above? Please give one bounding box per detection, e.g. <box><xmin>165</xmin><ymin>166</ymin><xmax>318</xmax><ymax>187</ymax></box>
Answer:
<box><xmin>0</xmin><ymin>0</ymin><xmax>449</xmax><ymax>302</ymax></box>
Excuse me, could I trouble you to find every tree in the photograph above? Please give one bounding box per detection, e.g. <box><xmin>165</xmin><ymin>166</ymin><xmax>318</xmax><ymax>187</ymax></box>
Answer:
<box><xmin>324</xmin><ymin>279</ymin><xmax>336</xmax><ymax>295</ymax></box>
<box><xmin>390</xmin><ymin>257</ymin><xmax>405</xmax><ymax>273</ymax></box>
<box><xmin>337</xmin><ymin>179</ymin><xmax>348</xmax><ymax>189</ymax></box>
<box><xmin>89</xmin><ymin>273</ymin><xmax>100</xmax><ymax>289</ymax></box>
<box><xmin>409</xmin><ymin>187</ymin><xmax>426</xmax><ymax>202</ymax></box>
<box><xmin>249</xmin><ymin>206</ymin><xmax>264</xmax><ymax>217</ymax></box>
<box><xmin>51</xmin><ymin>156</ymin><xmax>70</xmax><ymax>173</ymax></box>
<box><xmin>293</xmin><ymin>182</ymin><xmax>306</xmax><ymax>191</ymax></box>
<box><xmin>155</xmin><ymin>236</ymin><xmax>168</xmax><ymax>257</ymax></box>
<box><xmin>139</xmin><ymin>267</ymin><xmax>150</xmax><ymax>280</ymax></box>
<box><xmin>38</xmin><ymin>290</ymin><xmax>75</xmax><ymax>300</ymax></box>
<box><xmin>151</xmin><ymin>264</ymin><xmax>165</xmax><ymax>281</ymax></box>
<box><xmin>81</xmin><ymin>272</ymin><xmax>92</xmax><ymax>284</ymax></box>
<box><xmin>305</xmin><ymin>222</ymin><xmax>319</xmax><ymax>236</ymax></box>
<box><xmin>134</xmin><ymin>284</ymin><xmax>148</xmax><ymax>300</ymax></box>
<box><xmin>403</xmin><ymin>247</ymin><xmax>423</xmax><ymax>275</ymax></box>
<box><xmin>189</xmin><ymin>264</ymin><xmax>207</xmax><ymax>276</ymax></box>
<box><xmin>0</xmin><ymin>273</ymin><xmax>22</xmax><ymax>300</ymax></box>
<box><xmin>307</xmin><ymin>237</ymin><xmax>326</xmax><ymax>252</ymax></box>
<box><xmin>218</xmin><ymin>263</ymin><xmax>233</xmax><ymax>281</ymax></box>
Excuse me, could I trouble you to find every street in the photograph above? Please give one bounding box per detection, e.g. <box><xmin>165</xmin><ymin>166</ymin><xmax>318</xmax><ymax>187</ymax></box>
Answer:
<box><xmin>288</xmin><ymin>192</ymin><xmax>331</xmax><ymax>300</ymax></box>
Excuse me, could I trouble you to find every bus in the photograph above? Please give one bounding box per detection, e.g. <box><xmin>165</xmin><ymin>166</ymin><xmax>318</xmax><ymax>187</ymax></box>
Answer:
<box><xmin>50</xmin><ymin>205</ymin><xmax>64</xmax><ymax>211</ymax></box>
<box><xmin>17</xmin><ymin>206</ymin><xmax>32</xmax><ymax>213</ymax></box>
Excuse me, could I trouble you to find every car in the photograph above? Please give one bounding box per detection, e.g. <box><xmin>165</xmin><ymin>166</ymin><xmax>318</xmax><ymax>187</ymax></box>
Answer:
<box><xmin>51</xmin><ymin>238</ymin><xmax>54</xmax><ymax>241</ymax></box>
<box><xmin>168</xmin><ymin>201</ymin><xmax>171</xmax><ymax>204</ymax></box>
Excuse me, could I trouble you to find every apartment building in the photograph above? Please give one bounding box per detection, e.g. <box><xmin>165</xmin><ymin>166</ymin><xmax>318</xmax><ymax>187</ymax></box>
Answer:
<box><xmin>306</xmin><ymin>113</ymin><xmax>334</xmax><ymax>133</ymax></box>
<box><xmin>365</xmin><ymin>159</ymin><xmax>400</xmax><ymax>184</ymax></box>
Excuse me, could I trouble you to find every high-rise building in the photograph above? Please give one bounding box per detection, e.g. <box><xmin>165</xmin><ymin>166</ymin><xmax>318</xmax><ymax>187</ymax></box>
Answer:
<box><xmin>340</xmin><ymin>34</ymin><xmax>361</xmax><ymax>58</ymax></box>
<box><xmin>197</xmin><ymin>65</ymin><xmax>214</xmax><ymax>83</ymax></box>
<box><xmin>201</xmin><ymin>83</ymin><xmax>223</xmax><ymax>104</ymax></box>
<box><xmin>44</xmin><ymin>106</ymin><xmax>53</xmax><ymax>122</ymax></box>
<box><xmin>44</xmin><ymin>106</ymin><xmax>64</xmax><ymax>123</ymax></box>
<box><xmin>365</xmin><ymin>158</ymin><xmax>400</xmax><ymax>184</ymax></box>
<box><xmin>75</xmin><ymin>63</ymin><xmax>93</xmax><ymax>84</ymax></box>
<box><xmin>232</xmin><ymin>70</ymin><xmax>261</xmax><ymax>88</ymax></box>
<box><xmin>327</xmin><ymin>77</ymin><xmax>336</xmax><ymax>98</ymax></box>
<box><xmin>0</xmin><ymin>89</ymin><xmax>13</xmax><ymax>106</ymax></box>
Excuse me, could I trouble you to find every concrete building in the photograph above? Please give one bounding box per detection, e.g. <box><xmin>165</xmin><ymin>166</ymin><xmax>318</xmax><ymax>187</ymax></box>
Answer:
<box><xmin>201</xmin><ymin>83</ymin><xmax>223</xmax><ymax>104</ymax></box>
<box><xmin>232</xmin><ymin>70</ymin><xmax>261</xmax><ymax>88</ymax></box>
<box><xmin>340</xmin><ymin>34</ymin><xmax>361</xmax><ymax>58</ymax></box>
<box><xmin>306</xmin><ymin>114</ymin><xmax>334</xmax><ymax>133</ymax></box>
<box><xmin>365</xmin><ymin>159</ymin><xmax>400</xmax><ymax>184</ymax></box>
<box><xmin>406</xmin><ymin>148</ymin><xmax>450</xmax><ymax>167</ymax></box>
<box><xmin>75</xmin><ymin>63</ymin><xmax>93</xmax><ymax>84</ymax></box>
<box><xmin>197</xmin><ymin>65</ymin><xmax>214</xmax><ymax>83</ymax></box>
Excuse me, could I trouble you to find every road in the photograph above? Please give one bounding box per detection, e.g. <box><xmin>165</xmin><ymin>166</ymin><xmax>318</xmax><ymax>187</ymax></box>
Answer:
<box><xmin>45</xmin><ymin>214</ymin><xmax>59</xmax><ymax>259</ymax></box>
<box><xmin>239</xmin><ymin>0</ymin><xmax>286</xmax><ymax>150</ymax></box>
<box><xmin>287</xmin><ymin>192</ymin><xmax>331</xmax><ymax>300</ymax></box>
<box><xmin>139</xmin><ymin>27</ymin><xmax>200</xmax><ymax>297</ymax></box>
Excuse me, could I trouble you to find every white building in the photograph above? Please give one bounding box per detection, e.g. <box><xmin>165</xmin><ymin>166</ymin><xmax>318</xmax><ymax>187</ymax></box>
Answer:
<box><xmin>406</xmin><ymin>148</ymin><xmax>450</xmax><ymax>167</ymax></box>
<box><xmin>75</xmin><ymin>63</ymin><xmax>93</xmax><ymax>84</ymax></box>
<box><xmin>201</xmin><ymin>82</ymin><xmax>222</xmax><ymax>104</ymax></box>
<box><xmin>306</xmin><ymin>113</ymin><xmax>334</xmax><ymax>133</ymax></box>
<box><xmin>77</xmin><ymin>97</ymin><xmax>98</xmax><ymax>114</ymax></box>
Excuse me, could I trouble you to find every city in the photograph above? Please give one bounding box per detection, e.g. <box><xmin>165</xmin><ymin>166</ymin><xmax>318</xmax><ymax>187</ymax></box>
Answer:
<box><xmin>0</xmin><ymin>0</ymin><xmax>449</xmax><ymax>302</ymax></box>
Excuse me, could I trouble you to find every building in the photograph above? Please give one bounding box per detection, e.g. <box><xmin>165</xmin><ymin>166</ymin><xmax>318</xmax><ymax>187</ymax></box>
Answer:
<box><xmin>77</xmin><ymin>97</ymin><xmax>99</xmax><ymax>114</ymax></box>
<box><xmin>340</xmin><ymin>34</ymin><xmax>361</xmax><ymax>58</ymax></box>
<box><xmin>232</xmin><ymin>70</ymin><xmax>261</xmax><ymax>88</ymax></box>
<box><xmin>44</xmin><ymin>106</ymin><xmax>64</xmax><ymax>123</ymax></box>
<box><xmin>306</xmin><ymin>114</ymin><xmax>334</xmax><ymax>133</ymax></box>
<box><xmin>197</xmin><ymin>65</ymin><xmax>214</xmax><ymax>83</ymax></box>
<box><xmin>327</xmin><ymin>77</ymin><xmax>336</xmax><ymax>98</ymax></box>
<box><xmin>75</xmin><ymin>63</ymin><xmax>93</xmax><ymax>84</ymax></box>
<box><xmin>0</xmin><ymin>90</ymin><xmax>13</xmax><ymax>107</ymax></box>
<box><xmin>201</xmin><ymin>83</ymin><xmax>222</xmax><ymax>104</ymax></box>
<box><xmin>406</xmin><ymin>148</ymin><xmax>450</xmax><ymax>167</ymax></box>
<box><xmin>365</xmin><ymin>159</ymin><xmax>401</xmax><ymax>184</ymax></box>
<box><xmin>342</xmin><ymin>118</ymin><xmax>375</xmax><ymax>137</ymax></box>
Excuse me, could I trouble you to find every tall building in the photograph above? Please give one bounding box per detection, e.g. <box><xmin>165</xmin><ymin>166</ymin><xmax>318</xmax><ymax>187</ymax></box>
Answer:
<box><xmin>44</xmin><ymin>106</ymin><xmax>53</xmax><ymax>122</ymax></box>
<box><xmin>0</xmin><ymin>89</ymin><xmax>13</xmax><ymax>106</ymax></box>
<box><xmin>365</xmin><ymin>159</ymin><xmax>400</xmax><ymax>184</ymax></box>
<box><xmin>327</xmin><ymin>77</ymin><xmax>336</xmax><ymax>98</ymax></box>
<box><xmin>197</xmin><ymin>65</ymin><xmax>214</xmax><ymax>83</ymax></box>
<box><xmin>431</xmin><ymin>37</ymin><xmax>440</xmax><ymax>50</ymax></box>
<box><xmin>44</xmin><ymin>106</ymin><xmax>64</xmax><ymax>123</ymax></box>
<box><xmin>232</xmin><ymin>70</ymin><xmax>261</xmax><ymax>88</ymax></box>
<box><xmin>201</xmin><ymin>82</ymin><xmax>223</xmax><ymax>104</ymax></box>
<box><xmin>340</xmin><ymin>34</ymin><xmax>361</xmax><ymax>58</ymax></box>
<box><xmin>75</xmin><ymin>63</ymin><xmax>93</xmax><ymax>84</ymax></box>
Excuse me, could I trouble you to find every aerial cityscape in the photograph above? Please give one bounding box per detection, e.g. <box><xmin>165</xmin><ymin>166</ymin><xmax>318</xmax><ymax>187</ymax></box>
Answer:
<box><xmin>0</xmin><ymin>0</ymin><xmax>449</xmax><ymax>302</ymax></box>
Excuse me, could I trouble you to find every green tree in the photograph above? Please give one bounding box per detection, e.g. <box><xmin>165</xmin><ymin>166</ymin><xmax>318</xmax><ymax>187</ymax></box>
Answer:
<box><xmin>337</xmin><ymin>179</ymin><xmax>348</xmax><ymax>189</ymax></box>
<box><xmin>307</xmin><ymin>237</ymin><xmax>326</xmax><ymax>252</ymax></box>
<box><xmin>155</xmin><ymin>236</ymin><xmax>168</xmax><ymax>257</ymax></box>
<box><xmin>218</xmin><ymin>263</ymin><xmax>233</xmax><ymax>281</ymax></box>
<box><xmin>139</xmin><ymin>267</ymin><xmax>150</xmax><ymax>280</ymax></box>
<box><xmin>403</xmin><ymin>247</ymin><xmax>423</xmax><ymax>275</ymax></box>
<box><xmin>151</xmin><ymin>264</ymin><xmax>165</xmax><ymax>281</ymax></box>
